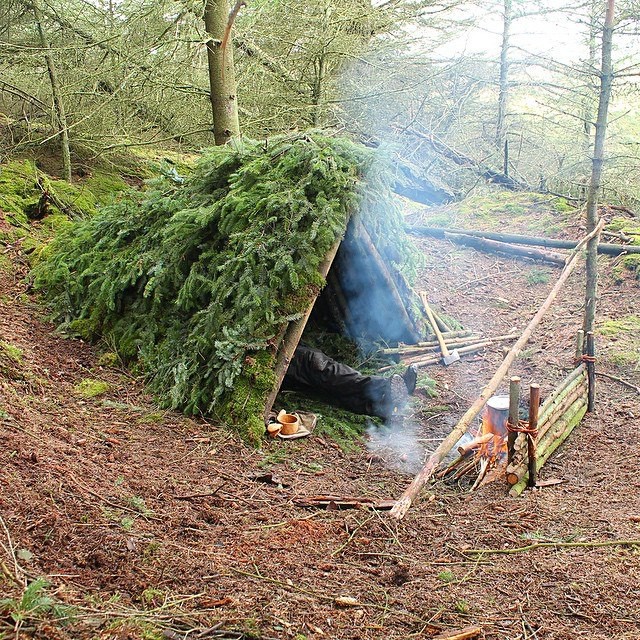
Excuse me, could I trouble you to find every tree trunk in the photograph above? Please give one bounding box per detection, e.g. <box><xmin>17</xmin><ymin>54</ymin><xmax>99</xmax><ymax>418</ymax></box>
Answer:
<box><xmin>31</xmin><ymin>0</ymin><xmax>72</xmax><ymax>182</ymax></box>
<box><xmin>496</xmin><ymin>0</ymin><xmax>512</xmax><ymax>172</ymax></box>
<box><xmin>583</xmin><ymin>0</ymin><xmax>614</xmax><ymax>334</ymax></box>
<box><xmin>204</xmin><ymin>0</ymin><xmax>240</xmax><ymax>145</ymax></box>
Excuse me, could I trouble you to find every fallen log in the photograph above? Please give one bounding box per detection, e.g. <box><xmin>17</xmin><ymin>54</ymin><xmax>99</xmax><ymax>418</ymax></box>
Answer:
<box><xmin>407</xmin><ymin>225</ymin><xmax>640</xmax><ymax>256</ymax></box>
<box><xmin>389</xmin><ymin>220</ymin><xmax>605</xmax><ymax>520</ymax></box>
<box><xmin>444</xmin><ymin>232</ymin><xmax>567</xmax><ymax>265</ymax></box>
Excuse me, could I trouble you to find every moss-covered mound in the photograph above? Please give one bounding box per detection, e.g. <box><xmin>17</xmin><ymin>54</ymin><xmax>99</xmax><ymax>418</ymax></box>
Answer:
<box><xmin>34</xmin><ymin>133</ymin><xmax>412</xmax><ymax>443</ymax></box>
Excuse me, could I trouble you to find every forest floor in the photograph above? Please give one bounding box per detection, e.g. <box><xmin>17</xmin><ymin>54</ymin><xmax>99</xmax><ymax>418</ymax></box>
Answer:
<box><xmin>1</xmin><ymin>198</ymin><xmax>639</xmax><ymax>640</ymax></box>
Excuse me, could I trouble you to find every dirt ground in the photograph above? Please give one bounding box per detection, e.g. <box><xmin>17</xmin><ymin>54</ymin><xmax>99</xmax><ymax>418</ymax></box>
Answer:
<box><xmin>1</xmin><ymin>206</ymin><xmax>639</xmax><ymax>640</ymax></box>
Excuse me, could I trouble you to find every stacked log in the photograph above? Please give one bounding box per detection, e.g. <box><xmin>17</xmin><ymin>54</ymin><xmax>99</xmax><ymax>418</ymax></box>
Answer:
<box><xmin>506</xmin><ymin>364</ymin><xmax>588</xmax><ymax>495</ymax></box>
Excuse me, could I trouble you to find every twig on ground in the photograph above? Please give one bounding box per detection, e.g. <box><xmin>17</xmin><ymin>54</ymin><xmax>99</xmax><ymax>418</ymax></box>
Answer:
<box><xmin>596</xmin><ymin>371</ymin><xmax>640</xmax><ymax>394</ymax></box>
<box><xmin>174</xmin><ymin>484</ymin><xmax>225</xmax><ymax>500</ymax></box>
<box><xmin>67</xmin><ymin>472</ymin><xmax>161</xmax><ymax>521</ymax></box>
<box><xmin>464</xmin><ymin>539</ymin><xmax>640</xmax><ymax>555</ymax></box>
<box><xmin>0</xmin><ymin>514</ymin><xmax>25</xmax><ymax>586</ymax></box>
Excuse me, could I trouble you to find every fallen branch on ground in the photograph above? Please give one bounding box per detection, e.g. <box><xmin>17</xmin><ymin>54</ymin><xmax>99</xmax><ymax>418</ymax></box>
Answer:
<box><xmin>595</xmin><ymin>371</ymin><xmax>640</xmax><ymax>394</ymax></box>
<box><xmin>294</xmin><ymin>495</ymin><xmax>396</xmax><ymax>510</ymax></box>
<box><xmin>444</xmin><ymin>232</ymin><xmax>568</xmax><ymax>265</ymax></box>
<box><xmin>407</xmin><ymin>225</ymin><xmax>640</xmax><ymax>256</ymax></box>
<box><xmin>464</xmin><ymin>539</ymin><xmax>640</xmax><ymax>555</ymax></box>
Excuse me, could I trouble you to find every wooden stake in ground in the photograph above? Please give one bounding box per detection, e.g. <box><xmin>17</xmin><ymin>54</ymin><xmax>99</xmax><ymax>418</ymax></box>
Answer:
<box><xmin>527</xmin><ymin>384</ymin><xmax>540</xmax><ymax>488</ymax></box>
<box><xmin>586</xmin><ymin>331</ymin><xmax>596</xmax><ymax>412</ymax></box>
<box><xmin>389</xmin><ymin>220</ymin><xmax>605</xmax><ymax>520</ymax></box>
<box><xmin>507</xmin><ymin>376</ymin><xmax>520</xmax><ymax>465</ymax></box>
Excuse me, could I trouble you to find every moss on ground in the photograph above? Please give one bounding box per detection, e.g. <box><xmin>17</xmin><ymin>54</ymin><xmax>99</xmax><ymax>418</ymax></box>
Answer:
<box><xmin>597</xmin><ymin>315</ymin><xmax>640</xmax><ymax>369</ymax></box>
<box><xmin>0</xmin><ymin>341</ymin><xmax>23</xmax><ymax>364</ymax></box>
<box><xmin>75</xmin><ymin>379</ymin><xmax>110</xmax><ymax>398</ymax></box>
<box><xmin>0</xmin><ymin>159</ymin><xmax>134</xmax><ymax>256</ymax></box>
<box><xmin>424</xmin><ymin>189</ymin><xmax>573</xmax><ymax>236</ymax></box>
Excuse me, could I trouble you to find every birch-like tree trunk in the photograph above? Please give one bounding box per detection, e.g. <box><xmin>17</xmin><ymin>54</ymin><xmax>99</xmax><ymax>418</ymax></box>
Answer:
<box><xmin>31</xmin><ymin>0</ymin><xmax>72</xmax><ymax>181</ymax></box>
<box><xmin>583</xmin><ymin>0</ymin><xmax>615</xmax><ymax>334</ymax></box>
<box><xmin>496</xmin><ymin>0</ymin><xmax>512</xmax><ymax>175</ymax></box>
<box><xmin>203</xmin><ymin>0</ymin><xmax>241</xmax><ymax>145</ymax></box>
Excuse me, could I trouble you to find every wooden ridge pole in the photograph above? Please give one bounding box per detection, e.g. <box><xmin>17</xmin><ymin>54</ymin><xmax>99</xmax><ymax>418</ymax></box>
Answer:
<box><xmin>389</xmin><ymin>220</ymin><xmax>606</xmax><ymax>520</ymax></box>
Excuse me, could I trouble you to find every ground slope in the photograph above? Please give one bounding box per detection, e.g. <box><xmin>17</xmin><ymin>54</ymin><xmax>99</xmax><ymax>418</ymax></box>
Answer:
<box><xmin>1</xmin><ymin>202</ymin><xmax>639</xmax><ymax>640</ymax></box>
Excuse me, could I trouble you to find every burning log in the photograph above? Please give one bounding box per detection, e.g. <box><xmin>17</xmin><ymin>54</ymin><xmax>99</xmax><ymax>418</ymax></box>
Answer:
<box><xmin>457</xmin><ymin>432</ymin><xmax>493</xmax><ymax>456</ymax></box>
<box><xmin>444</xmin><ymin>232</ymin><xmax>568</xmax><ymax>266</ymax></box>
<box><xmin>389</xmin><ymin>220</ymin><xmax>606</xmax><ymax>520</ymax></box>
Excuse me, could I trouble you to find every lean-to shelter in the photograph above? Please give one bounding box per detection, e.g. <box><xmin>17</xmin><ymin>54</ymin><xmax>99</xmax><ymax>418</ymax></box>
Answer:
<box><xmin>35</xmin><ymin>133</ymin><xmax>425</xmax><ymax>443</ymax></box>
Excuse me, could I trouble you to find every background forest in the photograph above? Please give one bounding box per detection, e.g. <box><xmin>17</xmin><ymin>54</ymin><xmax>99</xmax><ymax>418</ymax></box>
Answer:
<box><xmin>1</xmin><ymin>0</ymin><xmax>640</xmax><ymax>205</ymax></box>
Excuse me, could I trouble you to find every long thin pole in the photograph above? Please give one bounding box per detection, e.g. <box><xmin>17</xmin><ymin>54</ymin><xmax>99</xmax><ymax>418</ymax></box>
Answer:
<box><xmin>527</xmin><ymin>384</ymin><xmax>540</xmax><ymax>488</ymax></box>
<box><xmin>390</xmin><ymin>220</ymin><xmax>605</xmax><ymax>520</ymax></box>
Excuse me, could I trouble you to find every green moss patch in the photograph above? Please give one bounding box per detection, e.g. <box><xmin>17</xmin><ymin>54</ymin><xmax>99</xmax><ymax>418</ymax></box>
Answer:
<box><xmin>75</xmin><ymin>379</ymin><xmax>110</xmax><ymax>398</ymax></box>
<box><xmin>427</xmin><ymin>190</ymin><xmax>572</xmax><ymax>236</ymax></box>
<box><xmin>34</xmin><ymin>132</ymin><xmax>416</xmax><ymax>443</ymax></box>
<box><xmin>597</xmin><ymin>315</ymin><xmax>640</xmax><ymax>369</ymax></box>
<box><xmin>0</xmin><ymin>159</ymin><xmax>131</xmax><ymax>251</ymax></box>
<box><xmin>0</xmin><ymin>341</ymin><xmax>24</xmax><ymax>364</ymax></box>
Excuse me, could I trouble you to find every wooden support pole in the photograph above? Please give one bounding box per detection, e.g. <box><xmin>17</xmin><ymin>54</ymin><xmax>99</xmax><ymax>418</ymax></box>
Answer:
<box><xmin>389</xmin><ymin>220</ymin><xmax>605</xmax><ymax>520</ymax></box>
<box><xmin>507</xmin><ymin>376</ymin><xmax>520</xmax><ymax>466</ymax></box>
<box><xmin>527</xmin><ymin>384</ymin><xmax>540</xmax><ymax>488</ymax></box>
<box><xmin>574</xmin><ymin>329</ymin><xmax>585</xmax><ymax>365</ymax></box>
<box><xmin>586</xmin><ymin>331</ymin><xmax>596</xmax><ymax>412</ymax></box>
<box><xmin>263</xmin><ymin>237</ymin><xmax>343</xmax><ymax>421</ymax></box>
